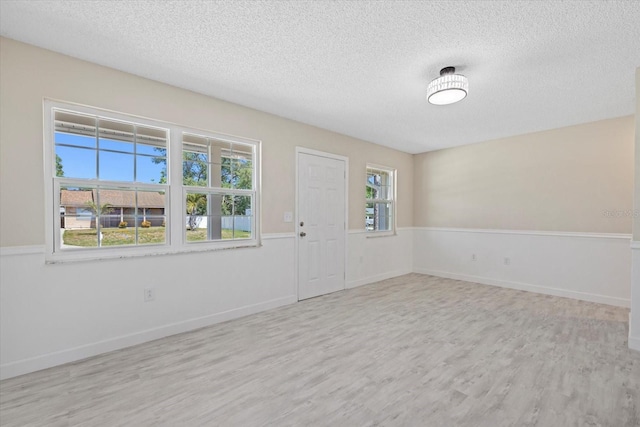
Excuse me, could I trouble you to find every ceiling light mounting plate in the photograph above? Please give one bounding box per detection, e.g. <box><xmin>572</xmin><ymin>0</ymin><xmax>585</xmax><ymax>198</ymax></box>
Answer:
<box><xmin>440</xmin><ymin>66</ymin><xmax>456</xmax><ymax>75</ymax></box>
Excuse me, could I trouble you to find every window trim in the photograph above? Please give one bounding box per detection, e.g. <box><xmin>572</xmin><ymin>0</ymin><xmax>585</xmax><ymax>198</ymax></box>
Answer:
<box><xmin>365</xmin><ymin>163</ymin><xmax>396</xmax><ymax>237</ymax></box>
<box><xmin>44</xmin><ymin>99</ymin><xmax>261</xmax><ymax>263</ymax></box>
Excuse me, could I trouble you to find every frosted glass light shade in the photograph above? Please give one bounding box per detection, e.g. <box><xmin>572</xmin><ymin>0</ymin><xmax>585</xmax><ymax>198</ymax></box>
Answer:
<box><xmin>427</xmin><ymin>73</ymin><xmax>468</xmax><ymax>105</ymax></box>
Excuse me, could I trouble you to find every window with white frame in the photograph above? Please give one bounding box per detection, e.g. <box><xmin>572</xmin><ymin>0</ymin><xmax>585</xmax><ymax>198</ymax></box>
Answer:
<box><xmin>365</xmin><ymin>165</ymin><xmax>395</xmax><ymax>233</ymax></box>
<box><xmin>182</xmin><ymin>133</ymin><xmax>255</xmax><ymax>243</ymax></box>
<box><xmin>46</xmin><ymin>101</ymin><xmax>260</xmax><ymax>262</ymax></box>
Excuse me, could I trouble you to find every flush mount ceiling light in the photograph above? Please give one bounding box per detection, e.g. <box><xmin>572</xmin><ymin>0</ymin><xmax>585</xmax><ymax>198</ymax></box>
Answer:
<box><xmin>427</xmin><ymin>66</ymin><xmax>468</xmax><ymax>105</ymax></box>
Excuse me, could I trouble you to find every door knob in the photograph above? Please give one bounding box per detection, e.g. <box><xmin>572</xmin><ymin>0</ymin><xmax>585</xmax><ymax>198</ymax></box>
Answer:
<box><xmin>299</xmin><ymin>232</ymin><xmax>307</xmax><ymax>237</ymax></box>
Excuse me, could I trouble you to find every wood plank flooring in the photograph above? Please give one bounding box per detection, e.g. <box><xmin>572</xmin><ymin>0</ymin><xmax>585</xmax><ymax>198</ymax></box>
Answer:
<box><xmin>1</xmin><ymin>274</ymin><xmax>639</xmax><ymax>426</ymax></box>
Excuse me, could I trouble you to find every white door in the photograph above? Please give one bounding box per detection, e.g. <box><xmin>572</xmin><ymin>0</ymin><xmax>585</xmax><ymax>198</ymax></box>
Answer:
<box><xmin>297</xmin><ymin>150</ymin><xmax>346</xmax><ymax>300</ymax></box>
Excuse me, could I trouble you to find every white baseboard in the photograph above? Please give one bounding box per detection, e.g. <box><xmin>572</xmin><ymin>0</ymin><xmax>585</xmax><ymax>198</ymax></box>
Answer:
<box><xmin>347</xmin><ymin>268</ymin><xmax>412</xmax><ymax>289</ymax></box>
<box><xmin>0</xmin><ymin>295</ymin><xmax>296</xmax><ymax>380</ymax></box>
<box><xmin>630</xmin><ymin>312</ymin><xmax>639</xmax><ymax>352</ymax></box>
<box><xmin>415</xmin><ymin>268</ymin><xmax>630</xmax><ymax>308</ymax></box>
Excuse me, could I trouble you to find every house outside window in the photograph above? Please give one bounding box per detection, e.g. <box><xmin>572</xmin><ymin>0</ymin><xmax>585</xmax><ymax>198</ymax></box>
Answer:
<box><xmin>366</xmin><ymin>165</ymin><xmax>395</xmax><ymax>234</ymax></box>
<box><xmin>45</xmin><ymin>101</ymin><xmax>260</xmax><ymax>262</ymax></box>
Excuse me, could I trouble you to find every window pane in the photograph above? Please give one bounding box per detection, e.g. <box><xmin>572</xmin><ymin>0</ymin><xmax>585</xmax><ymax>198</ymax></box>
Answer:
<box><xmin>137</xmin><ymin>127</ymin><xmax>167</xmax><ymax>183</ymax></box>
<box><xmin>183</xmin><ymin>152</ymin><xmax>208</xmax><ymax>187</ymax></box>
<box><xmin>182</xmin><ymin>135</ymin><xmax>247</xmax><ymax>190</ymax></box>
<box><xmin>231</xmin><ymin>156</ymin><xmax>253</xmax><ymax>190</ymax></box>
<box><xmin>182</xmin><ymin>142</ymin><xmax>207</xmax><ymax>157</ymax></box>
<box><xmin>136</xmin><ymin>154</ymin><xmax>166</xmax><ymax>184</ymax></box>
<box><xmin>232</xmin><ymin>195</ymin><xmax>250</xmax><ymax>215</ymax></box>
<box><xmin>182</xmin><ymin>134</ymin><xmax>208</xmax><ymax>187</ymax></box>
<box><xmin>365</xmin><ymin>202</ymin><xmax>374</xmax><ymax>231</ymax></box>
<box><xmin>55</xmin><ymin>111</ymin><xmax>97</xmax><ymax>144</ymax></box>
<box><xmin>216</xmin><ymin>195</ymin><xmax>253</xmax><ymax>239</ymax></box>
<box><xmin>137</xmin><ymin>143</ymin><xmax>165</xmax><ymax>156</ymax></box>
<box><xmin>100</xmin><ymin>138</ymin><xmax>134</xmax><ymax>153</ymax></box>
<box><xmin>221</xmin><ymin>157</ymin><xmax>232</xmax><ymax>187</ymax></box>
<box><xmin>137</xmin><ymin>125</ymin><xmax>167</xmax><ymax>153</ymax></box>
<box><xmin>55</xmin><ymin>146</ymin><xmax>96</xmax><ymax>179</ymax></box>
<box><xmin>137</xmin><ymin>215</ymin><xmax>166</xmax><ymax>245</ymax></box>
<box><xmin>366</xmin><ymin>201</ymin><xmax>392</xmax><ymax>231</ymax></box>
<box><xmin>55</xmin><ymin>131</ymin><xmax>96</xmax><ymax>149</ymax></box>
<box><xmin>98</xmin><ymin>119</ymin><xmax>134</xmax><ymax>146</ymax></box>
<box><xmin>212</xmin><ymin>139</ymin><xmax>232</xmax><ymax>187</ymax></box>
<box><xmin>231</xmin><ymin>195</ymin><xmax>252</xmax><ymax>239</ymax></box>
<box><xmin>220</xmin><ymin>194</ymin><xmax>234</xmax><ymax>240</ymax></box>
<box><xmin>95</xmin><ymin>188</ymin><xmax>126</xmax><ymax>248</ymax></box>
<box><xmin>366</xmin><ymin>165</ymin><xmax>394</xmax><ymax>233</ymax></box>
<box><xmin>183</xmin><ymin>192</ymin><xmax>250</xmax><ymax>242</ymax></box>
<box><xmin>210</xmin><ymin>139</ymin><xmax>231</xmax><ymax>158</ymax></box>
<box><xmin>136</xmin><ymin>190</ymin><xmax>166</xmax><ymax>220</ymax></box>
<box><xmin>366</xmin><ymin>169</ymin><xmax>391</xmax><ymax>200</ymax></box>
<box><xmin>99</xmin><ymin>227</ymin><xmax>136</xmax><ymax>247</ymax></box>
<box><xmin>99</xmin><ymin>151</ymin><xmax>134</xmax><ymax>182</ymax></box>
<box><xmin>60</xmin><ymin>186</ymin><xmax>97</xmax><ymax>247</ymax></box>
<box><xmin>60</xmin><ymin>187</ymin><xmax>96</xmax><ymax>247</ymax></box>
<box><xmin>61</xmin><ymin>225</ymin><xmax>98</xmax><ymax>248</ymax></box>
<box><xmin>186</xmin><ymin>192</ymin><xmax>208</xmax><ymax>241</ymax></box>
<box><xmin>183</xmin><ymin>153</ymin><xmax>208</xmax><ymax>186</ymax></box>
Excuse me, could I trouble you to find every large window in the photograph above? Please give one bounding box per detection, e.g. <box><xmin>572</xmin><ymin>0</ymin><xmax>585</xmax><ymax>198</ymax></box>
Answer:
<box><xmin>366</xmin><ymin>165</ymin><xmax>395</xmax><ymax>233</ymax></box>
<box><xmin>45</xmin><ymin>101</ymin><xmax>260</xmax><ymax>262</ymax></box>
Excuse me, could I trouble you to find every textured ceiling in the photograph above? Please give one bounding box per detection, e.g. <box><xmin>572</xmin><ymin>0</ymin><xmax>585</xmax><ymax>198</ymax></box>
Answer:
<box><xmin>1</xmin><ymin>0</ymin><xmax>639</xmax><ymax>154</ymax></box>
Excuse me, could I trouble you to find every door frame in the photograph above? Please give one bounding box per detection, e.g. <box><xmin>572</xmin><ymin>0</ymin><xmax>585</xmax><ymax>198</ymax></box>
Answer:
<box><xmin>295</xmin><ymin>147</ymin><xmax>349</xmax><ymax>301</ymax></box>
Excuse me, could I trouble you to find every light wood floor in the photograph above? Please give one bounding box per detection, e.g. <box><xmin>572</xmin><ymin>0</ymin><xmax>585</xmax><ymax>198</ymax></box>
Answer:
<box><xmin>1</xmin><ymin>274</ymin><xmax>639</xmax><ymax>426</ymax></box>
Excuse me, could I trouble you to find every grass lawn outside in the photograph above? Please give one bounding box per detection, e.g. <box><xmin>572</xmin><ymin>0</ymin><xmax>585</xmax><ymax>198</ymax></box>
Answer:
<box><xmin>185</xmin><ymin>228</ymin><xmax>250</xmax><ymax>241</ymax></box>
<box><xmin>63</xmin><ymin>226</ymin><xmax>251</xmax><ymax>247</ymax></box>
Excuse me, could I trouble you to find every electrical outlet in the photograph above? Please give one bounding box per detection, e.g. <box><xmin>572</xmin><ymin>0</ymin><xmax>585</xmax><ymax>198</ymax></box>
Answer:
<box><xmin>504</xmin><ymin>257</ymin><xmax>511</xmax><ymax>266</ymax></box>
<box><xmin>472</xmin><ymin>253</ymin><xmax>477</xmax><ymax>261</ymax></box>
<box><xmin>283</xmin><ymin>212</ymin><xmax>293</xmax><ymax>222</ymax></box>
<box><xmin>144</xmin><ymin>288</ymin><xmax>155</xmax><ymax>302</ymax></box>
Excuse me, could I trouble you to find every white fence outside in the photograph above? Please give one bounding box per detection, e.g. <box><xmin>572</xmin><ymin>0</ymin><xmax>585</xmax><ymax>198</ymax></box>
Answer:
<box><xmin>186</xmin><ymin>216</ymin><xmax>252</xmax><ymax>231</ymax></box>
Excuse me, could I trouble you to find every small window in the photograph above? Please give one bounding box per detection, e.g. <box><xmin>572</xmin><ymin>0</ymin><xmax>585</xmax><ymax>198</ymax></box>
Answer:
<box><xmin>366</xmin><ymin>165</ymin><xmax>395</xmax><ymax>233</ymax></box>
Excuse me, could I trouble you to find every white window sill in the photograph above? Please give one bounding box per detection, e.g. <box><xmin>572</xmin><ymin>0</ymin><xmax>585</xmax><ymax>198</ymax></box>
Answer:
<box><xmin>45</xmin><ymin>240</ymin><xmax>261</xmax><ymax>264</ymax></box>
<box><xmin>365</xmin><ymin>230</ymin><xmax>396</xmax><ymax>238</ymax></box>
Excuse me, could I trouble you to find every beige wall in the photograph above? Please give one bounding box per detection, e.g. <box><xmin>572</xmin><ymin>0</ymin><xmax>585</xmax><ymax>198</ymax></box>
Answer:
<box><xmin>0</xmin><ymin>37</ymin><xmax>413</xmax><ymax>247</ymax></box>
<box><xmin>413</xmin><ymin>116</ymin><xmax>635</xmax><ymax>233</ymax></box>
<box><xmin>1</xmin><ymin>36</ymin><xmax>633</xmax><ymax>247</ymax></box>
